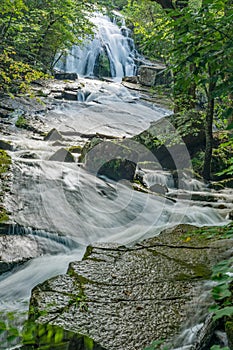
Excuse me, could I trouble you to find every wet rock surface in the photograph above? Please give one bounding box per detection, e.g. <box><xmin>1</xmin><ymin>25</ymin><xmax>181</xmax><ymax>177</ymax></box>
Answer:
<box><xmin>0</xmin><ymin>234</ymin><xmax>42</xmax><ymax>274</ymax></box>
<box><xmin>28</xmin><ymin>225</ymin><xmax>232</xmax><ymax>350</ymax></box>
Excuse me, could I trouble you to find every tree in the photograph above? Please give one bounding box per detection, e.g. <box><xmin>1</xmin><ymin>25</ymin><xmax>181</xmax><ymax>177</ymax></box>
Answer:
<box><xmin>125</xmin><ymin>0</ymin><xmax>233</xmax><ymax>180</ymax></box>
<box><xmin>0</xmin><ymin>0</ymin><xmax>94</xmax><ymax>93</ymax></box>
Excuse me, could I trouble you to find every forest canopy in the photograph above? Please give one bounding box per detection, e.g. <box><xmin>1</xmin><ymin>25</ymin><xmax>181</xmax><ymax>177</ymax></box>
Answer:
<box><xmin>0</xmin><ymin>0</ymin><xmax>94</xmax><ymax>93</ymax></box>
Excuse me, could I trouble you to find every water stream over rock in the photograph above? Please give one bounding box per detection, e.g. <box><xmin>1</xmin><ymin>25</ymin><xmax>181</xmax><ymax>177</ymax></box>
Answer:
<box><xmin>56</xmin><ymin>12</ymin><xmax>141</xmax><ymax>79</ymax></box>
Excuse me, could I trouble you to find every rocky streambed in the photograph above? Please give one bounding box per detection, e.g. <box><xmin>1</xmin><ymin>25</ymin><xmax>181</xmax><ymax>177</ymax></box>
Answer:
<box><xmin>26</xmin><ymin>225</ymin><xmax>233</xmax><ymax>350</ymax></box>
<box><xmin>0</xmin><ymin>77</ymin><xmax>233</xmax><ymax>349</ymax></box>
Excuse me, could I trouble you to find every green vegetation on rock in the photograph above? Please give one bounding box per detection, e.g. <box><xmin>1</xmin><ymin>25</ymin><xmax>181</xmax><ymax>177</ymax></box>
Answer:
<box><xmin>0</xmin><ymin>149</ymin><xmax>11</xmax><ymax>175</ymax></box>
<box><xmin>15</xmin><ymin>115</ymin><xmax>29</xmax><ymax>129</ymax></box>
<box><xmin>0</xmin><ymin>149</ymin><xmax>11</xmax><ymax>222</ymax></box>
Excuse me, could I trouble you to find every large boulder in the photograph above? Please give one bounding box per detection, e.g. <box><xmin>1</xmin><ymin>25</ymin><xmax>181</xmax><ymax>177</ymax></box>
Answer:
<box><xmin>138</xmin><ymin>64</ymin><xmax>169</xmax><ymax>87</ymax></box>
<box><xmin>26</xmin><ymin>225</ymin><xmax>232</xmax><ymax>350</ymax></box>
<box><xmin>79</xmin><ymin>138</ymin><xmax>140</xmax><ymax>181</ymax></box>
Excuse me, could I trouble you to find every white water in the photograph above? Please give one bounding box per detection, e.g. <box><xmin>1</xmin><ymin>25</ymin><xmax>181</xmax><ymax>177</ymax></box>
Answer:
<box><xmin>56</xmin><ymin>12</ymin><xmax>140</xmax><ymax>79</ymax></box>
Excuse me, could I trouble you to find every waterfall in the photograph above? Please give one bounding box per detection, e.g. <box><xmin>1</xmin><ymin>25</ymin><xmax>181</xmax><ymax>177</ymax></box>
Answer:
<box><xmin>56</xmin><ymin>12</ymin><xmax>140</xmax><ymax>79</ymax></box>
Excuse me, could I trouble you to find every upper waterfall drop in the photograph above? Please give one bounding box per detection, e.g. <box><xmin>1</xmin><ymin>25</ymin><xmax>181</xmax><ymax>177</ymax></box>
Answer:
<box><xmin>56</xmin><ymin>12</ymin><xmax>141</xmax><ymax>80</ymax></box>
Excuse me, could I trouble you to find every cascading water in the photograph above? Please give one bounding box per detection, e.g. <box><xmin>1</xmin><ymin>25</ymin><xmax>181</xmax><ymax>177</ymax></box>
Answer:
<box><xmin>0</xmin><ymin>73</ymin><xmax>232</xmax><ymax>348</ymax></box>
<box><xmin>56</xmin><ymin>12</ymin><xmax>140</xmax><ymax>79</ymax></box>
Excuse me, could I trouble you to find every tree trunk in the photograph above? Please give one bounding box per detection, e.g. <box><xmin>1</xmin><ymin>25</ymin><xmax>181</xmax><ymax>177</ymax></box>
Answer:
<box><xmin>203</xmin><ymin>98</ymin><xmax>214</xmax><ymax>181</ymax></box>
<box><xmin>203</xmin><ymin>67</ymin><xmax>216</xmax><ymax>181</ymax></box>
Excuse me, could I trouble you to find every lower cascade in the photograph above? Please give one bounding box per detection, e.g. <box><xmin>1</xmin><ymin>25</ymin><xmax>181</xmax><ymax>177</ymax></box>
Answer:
<box><xmin>0</xmin><ymin>38</ymin><xmax>232</xmax><ymax>350</ymax></box>
<box><xmin>56</xmin><ymin>12</ymin><xmax>141</xmax><ymax>79</ymax></box>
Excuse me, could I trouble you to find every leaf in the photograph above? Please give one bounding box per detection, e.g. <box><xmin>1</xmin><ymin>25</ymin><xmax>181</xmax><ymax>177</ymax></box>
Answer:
<box><xmin>54</xmin><ymin>329</ymin><xmax>64</xmax><ymax>344</ymax></box>
<box><xmin>212</xmin><ymin>284</ymin><xmax>231</xmax><ymax>300</ymax></box>
<box><xmin>213</xmin><ymin>306</ymin><xmax>233</xmax><ymax>321</ymax></box>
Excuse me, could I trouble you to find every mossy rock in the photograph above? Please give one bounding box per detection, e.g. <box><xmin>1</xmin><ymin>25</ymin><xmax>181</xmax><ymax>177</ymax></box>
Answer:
<box><xmin>79</xmin><ymin>137</ymin><xmax>103</xmax><ymax>163</ymax></box>
<box><xmin>15</xmin><ymin>115</ymin><xmax>29</xmax><ymax>129</ymax></box>
<box><xmin>79</xmin><ymin>138</ymin><xmax>140</xmax><ymax>177</ymax></box>
<box><xmin>68</xmin><ymin>145</ymin><xmax>83</xmax><ymax>153</ymax></box>
<box><xmin>0</xmin><ymin>149</ymin><xmax>11</xmax><ymax>176</ymax></box>
<box><xmin>98</xmin><ymin>158</ymin><xmax>136</xmax><ymax>181</ymax></box>
<box><xmin>0</xmin><ymin>207</ymin><xmax>9</xmax><ymax>223</ymax></box>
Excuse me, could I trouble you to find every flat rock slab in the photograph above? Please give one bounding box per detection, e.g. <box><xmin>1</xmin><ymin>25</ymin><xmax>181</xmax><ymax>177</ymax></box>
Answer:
<box><xmin>28</xmin><ymin>225</ymin><xmax>232</xmax><ymax>350</ymax></box>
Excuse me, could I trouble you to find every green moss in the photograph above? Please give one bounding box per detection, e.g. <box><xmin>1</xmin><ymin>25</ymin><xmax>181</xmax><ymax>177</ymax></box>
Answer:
<box><xmin>0</xmin><ymin>150</ymin><xmax>11</xmax><ymax>223</ymax></box>
<box><xmin>0</xmin><ymin>149</ymin><xmax>11</xmax><ymax>175</ymax></box>
<box><xmin>68</xmin><ymin>145</ymin><xmax>83</xmax><ymax>153</ymax></box>
<box><xmin>0</xmin><ymin>207</ymin><xmax>9</xmax><ymax>222</ymax></box>
<box><xmin>15</xmin><ymin>115</ymin><xmax>29</xmax><ymax>128</ymax></box>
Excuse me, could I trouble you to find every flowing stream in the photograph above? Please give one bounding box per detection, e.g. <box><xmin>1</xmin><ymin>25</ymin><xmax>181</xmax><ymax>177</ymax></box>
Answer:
<box><xmin>0</xmin><ymin>13</ymin><xmax>232</xmax><ymax>350</ymax></box>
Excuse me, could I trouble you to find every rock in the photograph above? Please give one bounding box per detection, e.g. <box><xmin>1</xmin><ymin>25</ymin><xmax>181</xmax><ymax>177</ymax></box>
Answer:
<box><xmin>68</xmin><ymin>145</ymin><xmax>83</xmax><ymax>153</ymax></box>
<box><xmin>122</xmin><ymin>76</ymin><xmax>139</xmax><ymax>84</ymax></box>
<box><xmin>44</xmin><ymin>128</ymin><xmax>63</xmax><ymax>141</ymax></box>
<box><xmin>27</xmin><ymin>225</ymin><xmax>232</xmax><ymax>350</ymax></box>
<box><xmin>0</xmin><ymin>235</ymin><xmax>41</xmax><ymax>274</ymax></box>
<box><xmin>49</xmin><ymin>148</ymin><xmax>75</xmax><ymax>163</ymax></box>
<box><xmin>62</xmin><ymin>90</ymin><xmax>78</xmax><ymax>101</ymax></box>
<box><xmin>79</xmin><ymin>138</ymin><xmax>141</xmax><ymax>180</ymax></box>
<box><xmin>52</xmin><ymin>141</ymin><xmax>65</xmax><ymax>147</ymax></box>
<box><xmin>19</xmin><ymin>151</ymin><xmax>38</xmax><ymax>159</ymax></box>
<box><xmin>54</xmin><ymin>73</ymin><xmax>78</xmax><ymax>81</ymax></box>
<box><xmin>0</xmin><ymin>140</ymin><xmax>13</xmax><ymax>151</ymax></box>
<box><xmin>192</xmin><ymin>314</ymin><xmax>220</xmax><ymax>350</ymax></box>
<box><xmin>98</xmin><ymin>158</ymin><xmax>137</xmax><ymax>181</ymax></box>
<box><xmin>228</xmin><ymin>211</ymin><xmax>233</xmax><ymax>220</ymax></box>
<box><xmin>0</xmin><ymin>108</ymin><xmax>10</xmax><ymax>118</ymax></box>
<box><xmin>138</xmin><ymin>64</ymin><xmax>169</xmax><ymax>87</ymax></box>
<box><xmin>149</xmin><ymin>183</ymin><xmax>168</xmax><ymax>195</ymax></box>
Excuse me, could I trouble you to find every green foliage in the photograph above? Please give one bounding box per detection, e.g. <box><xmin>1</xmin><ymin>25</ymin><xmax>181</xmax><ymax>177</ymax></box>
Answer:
<box><xmin>210</xmin><ymin>346</ymin><xmax>230</xmax><ymax>350</ymax></box>
<box><xmin>209</xmin><ymin>256</ymin><xmax>233</xmax><ymax>323</ymax></box>
<box><xmin>190</xmin><ymin>223</ymin><xmax>233</xmax><ymax>240</ymax></box>
<box><xmin>145</xmin><ymin>339</ymin><xmax>169</xmax><ymax>350</ymax></box>
<box><xmin>0</xmin><ymin>48</ymin><xmax>47</xmax><ymax>94</ymax></box>
<box><xmin>0</xmin><ymin>0</ymin><xmax>95</xmax><ymax>94</ymax></box>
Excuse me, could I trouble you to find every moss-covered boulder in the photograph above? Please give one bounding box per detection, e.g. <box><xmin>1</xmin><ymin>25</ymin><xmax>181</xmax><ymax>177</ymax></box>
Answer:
<box><xmin>79</xmin><ymin>138</ymin><xmax>142</xmax><ymax>180</ymax></box>
<box><xmin>132</xmin><ymin>111</ymin><xmax>203</xmax><ymax>170</ymax></box>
